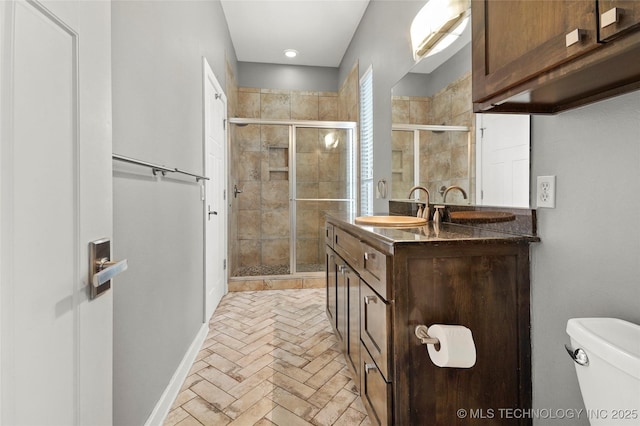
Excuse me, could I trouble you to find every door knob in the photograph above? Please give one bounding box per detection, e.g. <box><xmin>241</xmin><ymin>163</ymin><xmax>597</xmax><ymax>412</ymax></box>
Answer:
<box><xmin>207</xmin><ymin>204</ymin><xmax>218</xmax><ymax>219</ymax></box>
<box><xmin>93</xmin><ymin>258</ymin><xmax>128</xmax><ymax>287</ymax></box>
<box><xmin>89</xmin><ymin>239</ymin><xmax>128</xmax><ymax>299</ymax></box>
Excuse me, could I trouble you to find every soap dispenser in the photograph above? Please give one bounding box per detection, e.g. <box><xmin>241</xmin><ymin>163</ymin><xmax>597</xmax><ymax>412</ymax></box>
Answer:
<box><xmin>433</xmin><ymin>205</ymin><xmax>444</xmax><ymax>224</ymax></box>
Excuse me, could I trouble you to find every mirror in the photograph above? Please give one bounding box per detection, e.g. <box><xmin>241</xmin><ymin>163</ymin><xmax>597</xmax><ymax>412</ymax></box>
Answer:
<box><xmin>390</xmin><ymin>18</ymin><xmax>531</xmax><ymax>208</ymax></box>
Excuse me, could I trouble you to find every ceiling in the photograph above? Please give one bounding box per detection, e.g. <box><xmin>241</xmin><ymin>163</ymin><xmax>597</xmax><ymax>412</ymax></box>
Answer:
<box><xmin>220</xmin><ymin>0</ymin><xmax>470</xmax><ymax>74</ymax></box>
<box><xmin>220</xmin><ymin>0</ymin><xmax>371</xmax><ymax>68</ymax></box>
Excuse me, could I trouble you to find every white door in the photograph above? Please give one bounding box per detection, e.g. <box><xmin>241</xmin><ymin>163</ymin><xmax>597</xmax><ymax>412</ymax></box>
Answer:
<box><xmin>0</xmin><ymin>1</ymin><xmax>113</xmax><ymax>424</ymax></box>
<box><xmin>476</xmin><ymin>114</ymin><xmax>531</xmax><ymax>207</ymax></box>
<box><xmin>203</xmin><ymin>58</ymin><xmax>227</xmax><ymax>322</ymax></box>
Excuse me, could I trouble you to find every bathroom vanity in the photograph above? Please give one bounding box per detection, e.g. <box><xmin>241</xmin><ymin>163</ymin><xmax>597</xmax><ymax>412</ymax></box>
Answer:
<box><xmin>325</xmin><ymin>213</ymin><xmax>539</xmax><ymax>425</ymax></box>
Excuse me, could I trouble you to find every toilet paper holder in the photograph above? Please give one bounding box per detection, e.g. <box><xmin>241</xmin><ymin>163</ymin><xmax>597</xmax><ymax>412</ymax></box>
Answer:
<box><xmin>415</xmin><ymin>325</ymin><xmax>439</xmax><ymax>345</ymax></box>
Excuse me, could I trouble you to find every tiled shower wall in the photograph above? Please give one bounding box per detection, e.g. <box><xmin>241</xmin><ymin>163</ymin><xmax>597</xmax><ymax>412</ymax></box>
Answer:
<box><xmin>391</xmin><ymin>71</ymin><xmax>475</xmax><ymax>205</ymax></box>
<box><xmin>227</xmin><ymin>63</ymin><xmax>359</xmax><ymax>280</ymax></box>
<box><xmin>230</xmin><ymin>99</ymin><xmax>338</xmax><ymax>275</ymax></box>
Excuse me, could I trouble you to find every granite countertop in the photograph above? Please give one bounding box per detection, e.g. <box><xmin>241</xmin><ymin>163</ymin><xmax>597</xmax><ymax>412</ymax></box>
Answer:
<box><xmin>327</xmin><ymin>212</ymin><xmax>541</xmax><ymax>246</ymax></box>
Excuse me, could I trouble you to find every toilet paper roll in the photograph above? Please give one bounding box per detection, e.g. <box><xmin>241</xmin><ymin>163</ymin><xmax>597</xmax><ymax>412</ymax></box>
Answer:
<box><xmin>426</xmin><ymin>324</ymin><xmax>476</xmax><ymax>368</ymax></box>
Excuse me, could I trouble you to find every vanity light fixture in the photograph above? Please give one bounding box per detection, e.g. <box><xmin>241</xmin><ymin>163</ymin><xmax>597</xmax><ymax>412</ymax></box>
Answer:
<box><xmin>284</xmin><ymin>49</ymin><xmax>298</xmax><ymax>58</ymax></box>
<box><xmin>411</xmin><ymin>0</ymin><xmax>470</xmax><ymax>61</ymax></box>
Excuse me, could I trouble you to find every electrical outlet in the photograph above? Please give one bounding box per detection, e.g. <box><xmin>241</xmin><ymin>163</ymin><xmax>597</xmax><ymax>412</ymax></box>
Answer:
<box><xmin>537</xmin><ymin>176</ymin><xmax>556</xmax><ymax>208</ymax></box>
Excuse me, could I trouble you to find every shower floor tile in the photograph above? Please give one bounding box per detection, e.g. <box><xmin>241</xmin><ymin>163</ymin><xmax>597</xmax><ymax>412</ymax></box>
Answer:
<box><xmin>165</xmin><ymin>288</ymin><xmax>370</xmax><ymax>426</ymax></box>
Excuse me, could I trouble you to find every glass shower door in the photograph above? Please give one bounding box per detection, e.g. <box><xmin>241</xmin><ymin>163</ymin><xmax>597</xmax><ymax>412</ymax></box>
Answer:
<box><xmin>291</xmin><ymin>124</ymin><xmax>356</xmax><ymax>274</ymax></box>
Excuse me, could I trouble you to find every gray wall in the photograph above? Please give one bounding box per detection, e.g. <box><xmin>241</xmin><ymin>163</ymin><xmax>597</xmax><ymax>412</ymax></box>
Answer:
<box><xmin>238</xmin><ymin>62</ymin><xmax>339</xmax><ymax>92</ymax></box>
<box><xmin>342</xmin><ymin>1</ymin><xmax>640</xmax><ymax>424</ymax></box>
<box><xmin>339</xmin><ymin>0</ymin><xmax>425</xmax><ymax>213</ymax></box>
<box><xmin>393</xmin><ymin>43</ymin><xmax>471</xmax><ymax>98</ymax></box>
<box><xmin>111</xmin><ymin>1</ymin><xmax>236</xmax><ymax>424</ymax></box>
<box><xmin>530</xmin><ymin>91</ymin><xmax>640</xmax><ymax>424</ymax></box>
<box><xmin>108</xmin><ymin>1</ymin><xmax>640</xmax><ymax>424</ymax></box>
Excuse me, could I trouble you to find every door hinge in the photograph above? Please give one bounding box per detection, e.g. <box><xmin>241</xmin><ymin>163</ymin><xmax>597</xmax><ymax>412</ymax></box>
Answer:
<box><xmin>223</xmin><ymin>189</ymin><xmax>226</xmax><ymax>200</ymax></box>
<box><xmin>481</xmin><ymin>190</ymin><xmax>484</xmax><ymax>200</ymax></box>
<box><xmin>223</xmin><ymin>118</ymin><xmax>227</xmax><ymax>130</ymax></box>
<box><xmin>223</xmin><ymin>259</ymin><xmax>227</xmax><ymax>270</ymax></box>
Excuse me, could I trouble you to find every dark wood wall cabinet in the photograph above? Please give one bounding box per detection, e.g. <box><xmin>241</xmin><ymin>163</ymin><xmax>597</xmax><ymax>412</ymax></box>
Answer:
<box><xmin>325</xmin><ymin>216</ymin><xmax>539</xmax><ymax>425</ymax></box>
<box><xmin>472</xmin><ymin>0</ymin><xmax>640</xmax><ymax>114</ymax></box>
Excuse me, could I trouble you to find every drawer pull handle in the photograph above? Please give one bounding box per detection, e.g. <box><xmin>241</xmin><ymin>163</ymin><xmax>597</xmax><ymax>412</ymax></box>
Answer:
<box><xmin>601</xmin><ymin>7</ymin><xmax>620</xmax><ymax>29</ymax></box>
<box><xmin>414</xmin><ymin>325</ymin><xmax>440</xmax><ymax>345</ymax></box>
<box><xmin>365</xmin><ymin>363</ymin><xmax>377</xmax><ymax>374</ymax></box>
<box><xmin>364</xmin><ymin>252</ymin><xmax>375</xmax><ymax>261</ymax></box>
<box><xmin>565</xmin><ymin>29</ymin><xmax>583</xmax><ymax>47</ymax></box>
<box><xmin>364</xmin><ymin>295</ymin><xmax>378</xmax><ymax>305</ymax></box>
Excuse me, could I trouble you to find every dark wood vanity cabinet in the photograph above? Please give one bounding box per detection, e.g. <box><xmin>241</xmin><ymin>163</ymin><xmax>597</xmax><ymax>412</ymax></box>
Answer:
<box><xmin>325</xmin><ymin>224</ymin><xmax>363</xmax><ymax>388</ymax></box>
<box><xmin>395</xmin><ymin>243</ymin><xmax>532</xmax><ymax>426</ymax></box>
<box><xmin>472</xmin><ymin>0</ymin><xmax>640</xmax><ymax>113</ymax></box>
<box><xmin>326</xmin><ymin>218</ymin><xmax>535</xmax><ymax>426</ymax></box>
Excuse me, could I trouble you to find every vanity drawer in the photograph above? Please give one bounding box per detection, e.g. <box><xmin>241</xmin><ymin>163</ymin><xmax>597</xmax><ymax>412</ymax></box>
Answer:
<box><xmin>360</xmin><ymin>281</ymin><xmax>391</xmax><ymax>381</ymax></box>
<box><xmin>360</xmin><ymin>243</ymin><xmax>389</xmax><ymax>301</ymax></box>
<box><xmin>324</xmin><ymin>223</ymin><xmax>334</xmax><ymax>248</ymax></box>
<box><xmin>334</xmin><ymin>227</ymin><xmax>361</xmax><ymax>269</ymax></box>
<box><xmin>361</xmin><ymin>344</ymin><xmax>392</xmax><ymax>426</ymax></box>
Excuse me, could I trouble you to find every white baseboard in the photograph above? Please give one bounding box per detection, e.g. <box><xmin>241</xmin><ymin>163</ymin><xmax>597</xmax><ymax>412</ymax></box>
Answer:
<box><xmin>144</xmin><ymin>323</ymin><xmax>209</xmax><ymax>426</ymax></box>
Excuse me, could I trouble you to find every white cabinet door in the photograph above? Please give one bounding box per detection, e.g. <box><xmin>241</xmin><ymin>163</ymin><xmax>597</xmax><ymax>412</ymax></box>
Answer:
<box><xmin>1</xmin><ymin>1</ymin><xmax>113</xmax><ymax>424</ymax></box>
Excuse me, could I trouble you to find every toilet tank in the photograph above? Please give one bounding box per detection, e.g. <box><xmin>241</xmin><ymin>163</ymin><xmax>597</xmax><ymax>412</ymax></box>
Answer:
<box><xmin>566</xmin><ymin>318</ymin><xmax>640</xmax><ymax>425</ymax></box>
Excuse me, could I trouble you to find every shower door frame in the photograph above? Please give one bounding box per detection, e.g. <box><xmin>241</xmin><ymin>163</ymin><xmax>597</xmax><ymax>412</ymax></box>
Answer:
<box><xmin>229</xmin><ymin>118</ymin><xmax>358</xmax><ymax>276</ymax></box>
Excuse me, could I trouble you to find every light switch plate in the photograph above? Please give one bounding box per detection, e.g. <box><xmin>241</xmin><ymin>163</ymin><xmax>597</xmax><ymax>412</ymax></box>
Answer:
<box><xmin>537</xmin><ymin>176</ymin><xmax>556</xmax><ymax>208</ymax></box>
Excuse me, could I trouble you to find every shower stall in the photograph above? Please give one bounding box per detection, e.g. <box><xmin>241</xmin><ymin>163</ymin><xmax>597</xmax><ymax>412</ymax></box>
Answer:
<box><xmin>391</xmin><ymin>124</ymin><xmax>473</xmax><ymax>204</ymax></box>
<box><xmin>229</xmin><ymin>118</ymin><xmax>357</xmax><ymax>277</ymax></box>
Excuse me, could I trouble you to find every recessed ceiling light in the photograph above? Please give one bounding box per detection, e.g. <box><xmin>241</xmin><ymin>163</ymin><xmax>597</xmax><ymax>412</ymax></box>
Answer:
<box><xmin>284</xmin><ymin>49</ymin><xmax>298</xmax><ymax>58</ymax></box>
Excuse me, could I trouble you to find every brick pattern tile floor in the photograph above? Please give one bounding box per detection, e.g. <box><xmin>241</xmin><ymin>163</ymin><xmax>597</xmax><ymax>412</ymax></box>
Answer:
<box><xmin>164</xmin><ymin>288</ymin><xmax>371</xmax><ymax>426</ymax></box>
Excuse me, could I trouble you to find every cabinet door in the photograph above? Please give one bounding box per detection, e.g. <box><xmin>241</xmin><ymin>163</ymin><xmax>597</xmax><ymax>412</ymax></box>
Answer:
<box><xmin>472</xmin><ymin>0</ymin><xmax>598</xmax><ymax>104</ymax></box>
<box><xmin>346</xmin><ymin>274</ymin><xmax>361</xmax><ymax>388</ymax></box>
<box><xmin>360</xmin><ymin>282</ymin><xmax>391</xmax><ymax>381</ymax></box>
<box><xmin>360</xmin><ymin>345</ymin><xmax>392</xmax><ymax>426</ymax></box>
<box><xmin>598</xmin><ymin>0</ymin><xmax>640</xmax><ymax>41</ymax></box>
<box><xmin>325</xmin><ymin>248</ymin><xmax>340</xmax><ymax>340</ymax></box>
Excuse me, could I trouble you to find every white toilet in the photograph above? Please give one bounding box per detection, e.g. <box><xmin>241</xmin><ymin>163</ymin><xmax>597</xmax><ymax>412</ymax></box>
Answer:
<box><xmin>566</xmin><ymin>318</ymin><xmax>640</xmax><ymax>425</ymax></box>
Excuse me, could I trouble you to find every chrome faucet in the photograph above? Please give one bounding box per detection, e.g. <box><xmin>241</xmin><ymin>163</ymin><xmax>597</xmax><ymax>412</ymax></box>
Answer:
<box><xmin>443</xmin><ymin>185</ymin><xmax>468</xmax><ymax>203</ymax></box>
<box><xmin>407</xmin><ymin>186</ymin><xmax>430</xmax><ymax>219</ymax></box>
